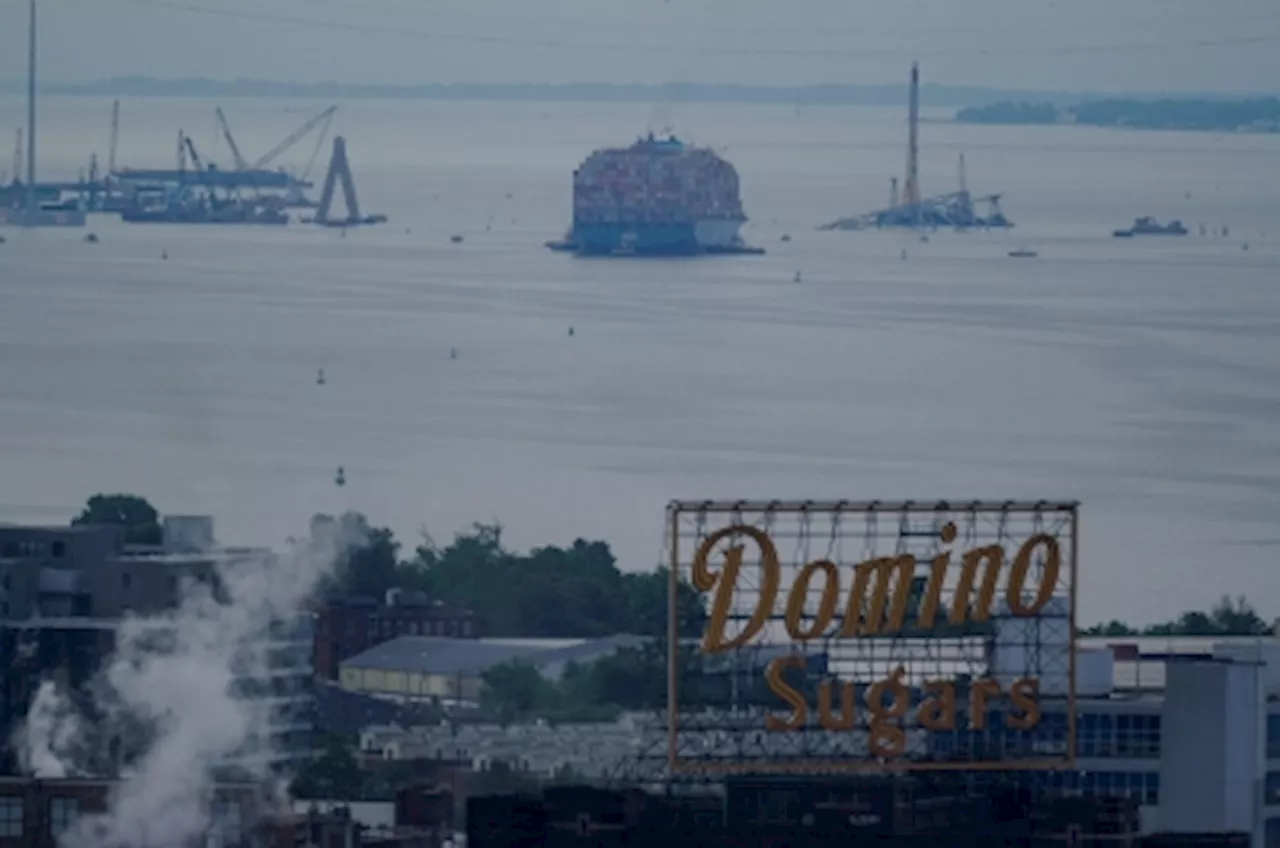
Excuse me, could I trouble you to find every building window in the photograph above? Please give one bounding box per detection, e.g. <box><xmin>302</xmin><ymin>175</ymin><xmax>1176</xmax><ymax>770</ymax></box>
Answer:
<box><xmin>1268</xmin><ymin>713</ymin><xmax>1280</xmax><ymax>760</ymax></box>
<box><xmin>1144</xmin><ymin>772</ymin><xmax>1160</xmax><ymax>806</ymax></box>
<box><xmin>0</xmin><ymin>796</ymin><xmax>23</xmax><ymax>837</ymax></box>
<box><xmin>1268</xmin><ymin>818</ymin><xmax>1280</xmax><ymax>848</ymax></box>
<box><xmin>1078</xmin><ymin>713</ymin><xmax>1122</xmax><ymax>758</ymax></box>
<box><xmin>1</xmin><ymin>543</ymin><xmax>17</xmax><ymax>558</ymax></box>
<box><xmin>50</xmin><ymin>797</ymin><xmax>79</xmax><ymax>839</ymax></box>
<box><xmin>1267</xmin><ymin>772</ymin><xmax>1280</xmax><ymax>806</ymax></box>
<box><xmin>51</xmin><ymin>541</ymin><xmax>66</xmax><ymax>558</ymax></box>
<box><xmin>122</xmin><ymin>573</ymin><xmax>132</xmax><ymax>589</ymax></box>
<box><xmin>1111</xmin><ymin>713</ymin><xmax>1161</xmax><ymax>758</ymax></box>
<box><xmin>1077</xmin><ymin>713</ymin><xmax>1099</xmax><ymax>757</ymax></box>
<box><xmin>2</xmin><ymin>573</ymin><xmax>9</xmax><ymax>590</ymax></box>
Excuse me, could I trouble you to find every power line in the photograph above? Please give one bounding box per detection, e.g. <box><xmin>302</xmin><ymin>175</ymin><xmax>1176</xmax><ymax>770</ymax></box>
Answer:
<box><xmin>117</xmin><ymin>0</ymin><xmax>1280</xmax><ymax>58</ymax></box>
<box><xmin>289</xmin><ymin>0</ymin><xmax>1280</xmax><ymax>40</ymax></box>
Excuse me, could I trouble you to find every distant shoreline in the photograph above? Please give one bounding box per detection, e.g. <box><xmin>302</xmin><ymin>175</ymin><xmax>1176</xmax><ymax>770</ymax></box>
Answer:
<box><xmin>2</xmin><ymin>78</ymin><xmax>1272</xmax><ymax>109</ymax></box>
<box><xmin>956</xmin><ymin>98</ymin><xmax>1280</xmax><ymax>134</ymax></box>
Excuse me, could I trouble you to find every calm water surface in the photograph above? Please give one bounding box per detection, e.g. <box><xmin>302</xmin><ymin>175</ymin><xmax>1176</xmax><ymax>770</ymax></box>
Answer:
<box><xmin>1</xmin><ymin>97</ymin><xmax>1278</xmax><ymax>623</ymax></box>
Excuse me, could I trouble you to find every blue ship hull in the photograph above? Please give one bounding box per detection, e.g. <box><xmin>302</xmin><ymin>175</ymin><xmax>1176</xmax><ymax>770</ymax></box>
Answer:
<box><xmin>570</xmin><ymin>219</ymin><xmax>751</xmax><ymax>256</ymax></box>
<box><xmin>574</xmin><ymin>222</ymin><xmax>700</xmax><ymax>255</ymax></box>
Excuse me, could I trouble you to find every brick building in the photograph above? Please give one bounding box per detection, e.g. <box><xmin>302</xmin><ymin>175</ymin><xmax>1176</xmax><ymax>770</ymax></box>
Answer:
<box><xmin>0</xmin><ymin>778</ymin><xmax>448</xmax><ymax>848</ymax></box>
<box><xmin>312</xmin><ymin>593</ymin><xmax>477</xmax><ymax>682</ymax></box>
<box><xmin>0</xmin><ymin>777</ymin><xmax>270</xmax><ymax>848</ymax></box>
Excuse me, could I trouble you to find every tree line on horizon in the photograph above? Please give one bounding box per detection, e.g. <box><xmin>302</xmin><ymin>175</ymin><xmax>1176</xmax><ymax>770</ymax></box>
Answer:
<box><xmin>73</xmin><ymin>493</ymin><xmax>1276</xmax><ymax>642</ymax></box>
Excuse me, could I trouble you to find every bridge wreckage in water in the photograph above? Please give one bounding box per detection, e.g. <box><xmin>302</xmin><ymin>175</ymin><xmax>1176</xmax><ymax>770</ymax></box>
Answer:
<box><xmin>820</xmin><ymin>63</ymin><xmax>1013</xmax><ymax>232</ymax></box>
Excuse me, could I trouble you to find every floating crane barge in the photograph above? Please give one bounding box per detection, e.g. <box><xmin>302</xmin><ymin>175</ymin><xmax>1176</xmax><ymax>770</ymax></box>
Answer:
<box><xmin>820</xmin><ymin>63</ymin><xmax>1013</xmax><ymax>232</ymax></box>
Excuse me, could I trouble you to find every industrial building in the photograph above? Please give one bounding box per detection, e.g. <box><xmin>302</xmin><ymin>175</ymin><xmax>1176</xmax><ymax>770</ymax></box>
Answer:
<box><xmin>613</xmin><ymin>633</ymin><xmax>1279</xmax><ymax>847</ymax></box>
<box><xmin>338</xmin><ymin>635</ymin><xmax>647</xmax><ymax>702</ymax></box>
<box><xmin>313</xmin><ymin>592</ymin><xmax>479</xmax><ymax>682</ymax></box>
<box><xmin>0</xmin><ymin>516</ymin><xmax>314</xmax><ymax>776</ymax></box>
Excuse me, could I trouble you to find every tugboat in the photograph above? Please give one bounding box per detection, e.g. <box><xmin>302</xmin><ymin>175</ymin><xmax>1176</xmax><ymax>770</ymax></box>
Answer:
<box><xmin>1113</xmin><ymin>217</ymin><xmax>1188</xmax><ymax>237</ymax></box>
<box><xmin>1007</xmin><ymin>246</ymin><xmax>1038</xmax><ymax>258</ymax></box>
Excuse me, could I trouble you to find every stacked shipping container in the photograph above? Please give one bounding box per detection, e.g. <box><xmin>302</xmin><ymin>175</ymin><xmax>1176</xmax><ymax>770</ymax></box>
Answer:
<box><xmin>567</xmin><ymin>135</ymin><xmax>748</xmax><ymax>254</ymax></box>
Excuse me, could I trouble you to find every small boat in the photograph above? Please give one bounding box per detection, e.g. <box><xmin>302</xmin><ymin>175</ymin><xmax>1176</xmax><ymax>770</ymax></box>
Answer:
<box><xmin>1008</xmin><ymin>247</ymin><xmax>1038</xmax><ymax>258</ymax></box>
<box><xmin>1113</xmin><ymin>216</ymin><xmax>1187</xmax><ymax>237</ymax></box>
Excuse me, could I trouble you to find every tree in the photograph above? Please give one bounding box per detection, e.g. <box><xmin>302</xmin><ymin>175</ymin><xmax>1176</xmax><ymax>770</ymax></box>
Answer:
<box><xmin>621</xmin><ymin>568</ymin><xmax>707</xmax><ymax>639</ymax></box>
<box><xmin>72</xmin><ymin>493</ymin><xmax>162</xmax><ymax>545</ymax></box>
<box><xmin>1145</xmin><ymin>596</ymin><xmax>1271</xmax><ymax>637</ymax></box>
<box><xmin>559</xmin><ymin>645</ymin><xmax>666</xmax><ymax>711</ymax></box>
<box><xmin>315</xmin><ymin>512</ymin><xmax>401</xmax><ymax>599</ymax></box>
<box><xmin>1081</xmin><ymin>620</ymin><xmax>1140</xmax><ymax>637</ymax></box>
<box><xmin>1082</xmin><ymin>597</ymin><xmax>1273</xmax><ymax>637</ymax></box>
<box><xmin>290</xmin><ymin>734</ymin><xmax>365</xmax><ymax>800</ymax></box>
<box><xmin>481</xmin><ymin>661</ymin><xmax>554</xmax><ymax>723</ymax></box>
<box><xmin>402</xmin><ymin>525</ymin><xmax>707</xmax><ymax>639</ymax></box>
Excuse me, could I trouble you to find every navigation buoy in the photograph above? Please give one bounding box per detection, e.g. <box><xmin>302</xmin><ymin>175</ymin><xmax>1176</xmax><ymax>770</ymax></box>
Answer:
<box><xmin>450</xmin><ymin>347</ymin><xmax>457</xmax><ymax>360</ymax></box>
<box><xmin>793</xmin><ymin>271</ymin><xmax>802</xmax><ymax>283</ymax></box>
<box><xmin>901</xmin><ymin>249</ymin><xmax>908</xmax><ymax>261</ymax></box>
<box><xmin>568</xmin><ymin>327</ymin><xmax>574</xmax><ymax>337</ymax></box>
<box><xmin>84</xmin><ymin>233</ymin><xmax>98</xmax><ymax>244</ymax></box>
<box><xmin>335</xmin><ymin>466</ymin><xmax>346</xmax><ymax>487</ymax></box>
<box><xmin>161</xmin><ymin>250</ymin><xmax>168</xmax><ymax>260</ymax></box>
<box><xmin>317</xmin><ymin>369</ymin><xmax>326</xmax><ymax>385</ymax></box>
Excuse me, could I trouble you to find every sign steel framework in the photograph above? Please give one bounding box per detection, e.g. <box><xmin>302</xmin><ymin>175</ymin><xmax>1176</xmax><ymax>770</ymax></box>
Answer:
<box><xmin>640</xmin><ymin>500</ymin><xmax>1078</xmax><ymax>780</ymax></box>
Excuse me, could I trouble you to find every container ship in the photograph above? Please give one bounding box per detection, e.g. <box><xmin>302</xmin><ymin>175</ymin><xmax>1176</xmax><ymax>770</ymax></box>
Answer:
<box><xmin>548</xmin><ymin>134</ymin><xmax>763</xmax><ymax>256</ymax></box>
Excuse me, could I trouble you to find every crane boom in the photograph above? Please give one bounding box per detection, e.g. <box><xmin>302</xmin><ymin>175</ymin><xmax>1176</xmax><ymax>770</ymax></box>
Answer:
<box><xmin>250</xmin><ymin>105</ymin><xmax>337</xmax><ymax>171</ymax></box>
<box><xmin>108</xmin><ymin>100</ymin><xmax>119</xmax><ymax>176</ymax></box>
<box><xmin>215</xmin><ymin>106</ymin><xmax>249</xmax><ymax>171</ymax></box>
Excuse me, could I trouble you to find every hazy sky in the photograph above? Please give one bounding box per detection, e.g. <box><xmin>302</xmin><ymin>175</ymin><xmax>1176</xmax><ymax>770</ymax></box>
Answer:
<box><xmin>1</xmin><ymin>0</ymin><xmax>1279</xmax><ymax>93</ymax></box>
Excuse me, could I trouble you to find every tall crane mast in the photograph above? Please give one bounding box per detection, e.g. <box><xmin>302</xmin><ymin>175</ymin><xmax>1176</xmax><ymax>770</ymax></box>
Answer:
<box><xmin>108</xmin><ymin>100</ymin><xmax>119</xmax><ymax>176</ymax></box>
<box><xmin>11</xmin><ymin>129</ymin><xmax>21</xmax><ymax>186</ymax></box>
<box><xmin>902</xmin><ymin>61</ymin><xmax>921</xmax><ymax>210</ymax></box>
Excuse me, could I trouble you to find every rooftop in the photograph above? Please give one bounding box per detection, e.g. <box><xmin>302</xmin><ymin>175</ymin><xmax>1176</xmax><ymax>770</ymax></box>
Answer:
<box><xmin>341</xmin><ymin>634</ymin><xmax>646</xmax><ymax>676</ymax></box>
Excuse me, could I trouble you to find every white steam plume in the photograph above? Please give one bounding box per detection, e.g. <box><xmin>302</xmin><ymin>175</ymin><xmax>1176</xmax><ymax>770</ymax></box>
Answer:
<box><xmin>12</xmin><ymin>516</ymin><xmax>364</xmax><ymax>848</ymax></box>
